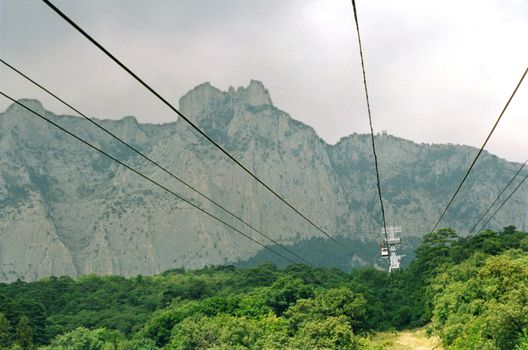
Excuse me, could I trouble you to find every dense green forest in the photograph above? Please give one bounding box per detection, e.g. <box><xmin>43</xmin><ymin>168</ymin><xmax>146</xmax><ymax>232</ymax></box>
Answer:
<box><xmin>238</xmin><ymin>236</ymin><xmax>421</xmax><ymax>270</ymax></box>
<box><xmin>1</xmin><ymin>226</ymin><xmax>528</xmax><ymax>349</ymax></box>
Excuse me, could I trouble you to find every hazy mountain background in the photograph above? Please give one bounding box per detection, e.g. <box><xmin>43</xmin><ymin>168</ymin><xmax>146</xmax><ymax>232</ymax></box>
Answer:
<box><xmin>0</xmin><ymin>80</ymin><xmax>526</xmax><ymax>282</ymax></box>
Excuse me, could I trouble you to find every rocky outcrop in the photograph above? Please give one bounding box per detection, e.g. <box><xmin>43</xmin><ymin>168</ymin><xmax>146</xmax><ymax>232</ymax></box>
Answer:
<box><xmin>0</xmin><ymin>81</ymin><xmax>526</xmax><ymax>281</ymax></box>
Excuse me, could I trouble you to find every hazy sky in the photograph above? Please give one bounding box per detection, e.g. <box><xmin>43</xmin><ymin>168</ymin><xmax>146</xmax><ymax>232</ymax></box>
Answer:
<box><xmin>1</xmin><ymin>0</ymin><xmax>527</xmax><ymax>162</ymax></box>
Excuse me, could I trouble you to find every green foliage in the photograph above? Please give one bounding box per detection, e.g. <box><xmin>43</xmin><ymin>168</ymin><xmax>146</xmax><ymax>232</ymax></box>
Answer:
<box><xmin>516</xmin><ymin>329</ymin><xmax>528</xmax><ymax>350</ymax></box>
<box><xmin>116</xmin><ymin>338</ymin><xmax>158</xmax><ymax>350</ymax></box>
<box><xmin>290</xmin><ymin>315</ymin><xmax>365</xmax><ymax>350</ymax></box>
<box><xmin>414</xmin><ymin>228</ymin><xmax>460</xmax><ymax>278</ymax></box>
<box><xmin>285</xmin><ymin>288</ymin><xmax>367</xmax><ymax>331</ymax></box>
<box><xmin>16</xmin><ymin>316</ymin><xmax>33</xmax><ymax>350</ymax></box>
<box><xmin>161</xmin><ymin>277</ymin><xmax>208</xmax><ymax>304</ymax></box>
<box><xmin>397</xmin><ymin>226</ymin><xmax>528</xmax><ymax>330</ymax></box>
<box><xmin>265</xmin><ymin>276</ymin><xmax>314</xmax><ymax>315</ymax></box>
<box><xmin>167</xmin><ymin>314</ymin><xmax>288</xmax><ymax>350</ymax></box>
<box><xmin>430</xmin><ymin>251</ymin><xmax>528</xmax><ymax>349</ymax></box>
<box><xmin>0</xmin><ymin>312</ymin><xmax>10</xmax><ymax>348</ymax></box>
<box><xmin>0</xmin><ymin>274</ymin><xmax>162</xmax><ymax>344</ymax></box>
<box><xmin>140</xmin><ymin>301</ymin><xmax>200</xmax><ymax>347</ymax></box>
<box><xmin>42</xmin><ymin>327</ymin><xmax>123</xmax><ymax>350</ymax></box>
<box><xmin>0</xmin><ymin>226</ymin><xmax>526</xmax><ymax>349</ymax></box>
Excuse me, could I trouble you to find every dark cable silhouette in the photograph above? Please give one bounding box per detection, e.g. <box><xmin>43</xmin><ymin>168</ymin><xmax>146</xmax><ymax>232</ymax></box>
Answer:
<box><xmin>40</xmin><ymin>0</ymin><xmax>354</xmax><ymax>254</ymax></box>
<box><xmin>0</xmin><ymin>91</ymin><xmax>299</xmax><ymax>265</ymax></box>
<box><xmin>468</xmin><ymin>160</ymin><xmax>527</xmax><ymax>236</ymax></box>
<box><xmin>476</xmin><ymin>170</ymin><xmax>528</xmax><ymax>234</ymax></box>
<box><xmin>0</xmin><ymin>58</ymin><xmax>315</xmax><ymax>267</ymax></box>
<box><xmin>431</xmin><ymin>67</ymin><xmax>528</xmax><ymax>233</ymax></box>
<box><xmin>349</xmin><ymin>0</ymin><xmax>389</xmax><ymax>245</ymax></box>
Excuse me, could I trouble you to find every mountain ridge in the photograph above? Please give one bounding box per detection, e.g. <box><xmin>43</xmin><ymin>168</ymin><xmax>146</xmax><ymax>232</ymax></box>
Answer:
<box><xmin>0</xmin><ymin>80</ymin><xmax>526</xmax><ymax>282</ymax></box>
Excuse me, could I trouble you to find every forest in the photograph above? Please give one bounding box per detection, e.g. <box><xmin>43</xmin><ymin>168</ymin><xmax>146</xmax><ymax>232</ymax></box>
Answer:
<box><xmin>1</xmin><ymin>226</ymin><xmax>528</xmax><ymax>349</ymax></box>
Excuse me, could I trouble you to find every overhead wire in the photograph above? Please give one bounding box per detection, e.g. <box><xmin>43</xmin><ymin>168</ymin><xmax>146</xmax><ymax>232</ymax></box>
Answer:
<box><xmin>40</xmin><ymin>0</ymin><xmax>354</xmax><ymax>254</ymax></box>
<box><xmin>0</xmin><ymin>58</ymin><xmax>315</xmax><ymax>267</ymax></box>
<box><xmin>0</xmin><ymin>91</ymin><xmax>300</xmax><ymax>266</ymax></box>
<box><xmin>467</xmin><ymin>160</ymin><xmax>527</xmax><ymax>236</ymax></box>
<box><xmin>430</xmin><ymin>67</ymin><xmax>528</xmax><ymax>233</ymax></box>
<box><xmin>475</xmin><ymin>169</ymin><xmax>528</xmax><ymax>234</ymax></box>
<box><xmin>349</xmin><ymin>0</ymin><xmax>389</xmax><ymax>245</ymax></box>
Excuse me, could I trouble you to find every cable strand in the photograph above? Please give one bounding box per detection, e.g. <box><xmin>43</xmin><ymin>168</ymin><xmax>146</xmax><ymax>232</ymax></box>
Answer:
<box><xmin>468</xmin><ymin>160</ymin><xmax>527</xmax><ymax>236</ymax></box>
<box><xmin>476</xmin><ymin>171</ymin><xmax>528</xmax><ymax>234</ymax></box>
<box><xmin>0</xmin><ymin>58</ymin><xmax>315</xmax><ymax>267</ymax></box>
<box><xmin>431</xmin><ymin>67</ymin><xmax>528</xmax><ymax>233</ymax></box>
<box><xmin>40</xmin><ymin>0</ymin><xmax>353</xmax><ymax>254</ymax></box>
<box><xmin>0</xmin><ymin>91</ymin><xmax>298</xmax><ymax>265</ymax></box>
<box><xmin>350</xmin><ymin>0</ymin><xmax>389</xmax><ymax>245</ymax></box>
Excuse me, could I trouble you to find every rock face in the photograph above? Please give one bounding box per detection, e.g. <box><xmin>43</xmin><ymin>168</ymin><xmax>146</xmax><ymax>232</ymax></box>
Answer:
<box><xmin>0</xmin><ymin>82</ymin><xmax>526</xmax><ymax>282</ymax></box>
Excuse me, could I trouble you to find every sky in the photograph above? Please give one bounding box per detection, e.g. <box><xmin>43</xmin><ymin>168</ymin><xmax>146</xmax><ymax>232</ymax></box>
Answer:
<box><xmin>1</xmin><ymin>0</ymin><xmax>527</xmax><ymax>162</ymax></box>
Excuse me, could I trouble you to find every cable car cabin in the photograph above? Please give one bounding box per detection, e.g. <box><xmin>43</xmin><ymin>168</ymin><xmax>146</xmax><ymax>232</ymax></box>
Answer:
<box><xmin>380</xmin><ymin>241</ymin><xmax>389</xmax><ymax>257</ymax></box>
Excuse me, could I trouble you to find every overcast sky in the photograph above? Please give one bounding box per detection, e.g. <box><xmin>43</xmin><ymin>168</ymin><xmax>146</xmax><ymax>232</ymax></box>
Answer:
<box><xmin>1</xmin><ymin>0</ymin><xmax>527</xmax><ymax>162</ymax></box>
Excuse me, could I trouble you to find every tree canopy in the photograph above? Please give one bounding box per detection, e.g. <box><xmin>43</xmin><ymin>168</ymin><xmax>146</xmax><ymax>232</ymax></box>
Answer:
<box><xmin>0</xmin><ymin>226</ymin><xmax>527</xmax><ymax>349</ymax></box>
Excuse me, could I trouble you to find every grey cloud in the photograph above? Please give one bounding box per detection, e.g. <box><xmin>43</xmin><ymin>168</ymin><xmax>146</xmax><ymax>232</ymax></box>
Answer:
<box><xmin>1</xmin><ymin>0</ymin><xmax>526</xmax><ymax>162</ymax></box>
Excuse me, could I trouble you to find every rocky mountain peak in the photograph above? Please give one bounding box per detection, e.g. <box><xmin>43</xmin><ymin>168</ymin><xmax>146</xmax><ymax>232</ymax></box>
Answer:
<box><xmin>4</xmin><ymin>99</ymin><xmax>44</xmax><ymax>115</ymax></box>
<box><xmin>120</xmin><ymin>115</ymin><xmax>138</xmax><ymax>124</ymax></box>
<box><xmin>232</xmin><ymin>80</ymin><xmax>273</xmax><ymax>107</ymax></box>
<box><xmin>1</xmin><ymin>99</ymin><xmax>48</xmax><ymax>137</ymax></box>
<box><xmin>178</xmin><ymin>80</ymin><xmax>275</xmax><ymax>136</ymax></box>
<box><xmin>179</xmin><ymin>80</ymin><xmax>273</xmax><ymax>119</ymax></box>
<box><xmin>178</xmin><ymin>82</ymin><xmax>225</xmax><ymax>118</ymax></box>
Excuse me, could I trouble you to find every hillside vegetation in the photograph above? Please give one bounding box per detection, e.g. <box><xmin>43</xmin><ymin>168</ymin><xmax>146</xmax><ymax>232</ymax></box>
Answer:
<box><xmin>1</xmin><ymin>226</ymin><xmax>527</xmax><ymax>349</ymax></box>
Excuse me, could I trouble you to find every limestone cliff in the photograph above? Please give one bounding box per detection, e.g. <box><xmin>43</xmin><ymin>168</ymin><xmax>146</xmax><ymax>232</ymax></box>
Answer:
<box><xmin>0</xmin><ymin>82</ymin><xmax>526</xmax><ymax>281</ymax></box>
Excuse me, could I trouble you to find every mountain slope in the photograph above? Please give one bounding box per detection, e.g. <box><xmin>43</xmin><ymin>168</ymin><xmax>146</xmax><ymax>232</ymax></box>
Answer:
<box><xmin>0</xmin><ymin>81</ymin><xmax>526</xmax><ymax>281</ymax></box>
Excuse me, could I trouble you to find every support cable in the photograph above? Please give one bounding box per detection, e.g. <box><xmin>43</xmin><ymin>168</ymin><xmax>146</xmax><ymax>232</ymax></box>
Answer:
<box><xmin>431</xmin><ymin>67</ymin><xmax>528</xmax><ymax>233</ymax></box>
<box><xmin>476</xmin><ymin>170</ymin><xmax>528</xmax><ymax>234</ymax></box>
<box><xmin>468</xmin><ymin>160</ymin><xmax>527</xmax><ymax>236</ymax></box>
<box><xmin>0</xmin><ymin>91</ymin><xmax>299</xmax><ymax>265</ymax></box>
<box><xmin>349</xmin><ymin>0</ymin><xmax>389</xmax><ymax>244</ymax></box>
<box><xmin>40</xmin><ymin>0</ymin><xmax>353</xmax><ymax>254</ymax></box>
<box><xmin>0</xmin><ymin>58</ymin><xmax>315</xmax><ymax>267</ymax></box>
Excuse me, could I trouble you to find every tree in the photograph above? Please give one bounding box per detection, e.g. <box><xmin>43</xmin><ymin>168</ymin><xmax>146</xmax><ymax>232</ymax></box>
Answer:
<box><xmin>140</xmin><ymin>300</ymin><xmax>202</xmax><ymax>347</ymax></box>
<box><xmin>168</xmin><ymin>314</ymin><xmax>256</xmax><ymax>349</ymax></box>
<box><xmin>290</xmin><ymin>316</ymin><xmax>365</xmax><ymax>350</ymax></box>
<box><xmin>285</xmin><ymin>288</ymin><xmax>367</xmax><ymax>331</ymax></box>
<box><xmin>116</xmin><ymin>338</ymin><xmax>158</xmax><ymax>350</ymax></box>
<box><xmin>503</xmin><ymin>225</ymin><xmax>517</xmax><ymax>234</ymax></box>
<box><xmin>430</xmin><ymin>250</ymin><xmax>528</xmax><ymax>349</ymax></box>
<box><xmin>167</xmin><ymin>313</ymin><xmax>289</xmax><ymax>350</ymax></box>
<box><xmin>16</xmin><ymin>316</ymin><xmax>33</xmax><ymax>350</ymax></box>
<box><xmin>236</xmin><ymin>263</ymin><xmax>277</xmax><ymax>288</ymax></box>
<box><xmin>45</xmin><ymin>327</ymin><xmax>123</xmax><ymax>350</ymax></box>
<box><xmin>12</xmin><ymin>300</ymin><xmax>48</xmax><ymax>345</ymax></box>
<box><xmin>234</xmin><ymin>292</ymin><xmax>271</xmax><ymax>318</ymax></box>
<box><xmin>414</xmin><ymin>228</ymin><xmax>460</xmax><ymax>277</ymax></box>
<box><xmin>265</xmin><ymin>277</ymin><xmax>314</xmax><ymax>315</ymax></box>
<box><xmin>516</xmin><ymin>329</ymin><xmax>528</xmax><ymax>350</ymax></box>
<box><xmin>0</xmin><ymin>312</ymin><xmax>10</xmax><ymax>348</ymax></box>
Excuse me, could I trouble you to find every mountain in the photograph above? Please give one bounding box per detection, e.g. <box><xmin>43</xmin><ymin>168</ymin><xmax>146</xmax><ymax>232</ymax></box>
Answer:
<box><xmin>0</xmin><ymin>80</ymin><xmax>526</xmax><ymax>282</ymax></box>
